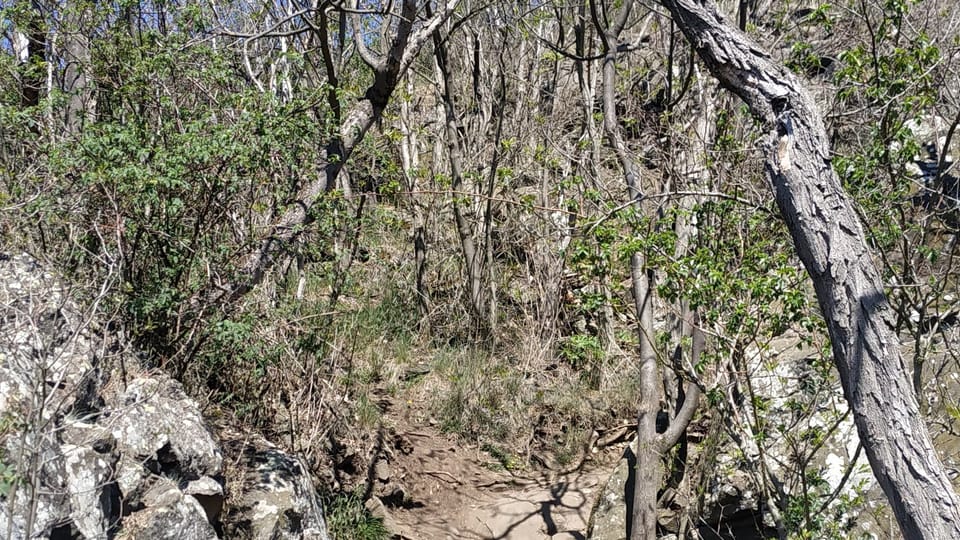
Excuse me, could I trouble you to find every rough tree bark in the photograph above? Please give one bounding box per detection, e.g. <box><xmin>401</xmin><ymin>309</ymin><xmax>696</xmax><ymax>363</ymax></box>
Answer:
<box><xmin>60</xmin><ymin>3</ymin><xmax>95</xmax><ymax>134</ymax></box>
<box><xmin>657</xmin><ymin>0</ymin><xmax>960</xmax><ymax>537</ymax></box>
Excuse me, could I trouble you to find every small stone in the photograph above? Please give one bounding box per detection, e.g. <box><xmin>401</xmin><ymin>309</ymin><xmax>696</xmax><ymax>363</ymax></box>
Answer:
<box><xmin>364</xmin><ymin>496</ymin><xmax>399</xmax><ymax>533</ymax></box>
<box><xmin>375</xmin><ymin>460</ymin><xmax>391</xmax><ymax>482</ymax></box>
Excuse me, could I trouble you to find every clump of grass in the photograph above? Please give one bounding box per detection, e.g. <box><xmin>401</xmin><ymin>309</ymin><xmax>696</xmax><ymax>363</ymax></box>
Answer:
<box><xmin>353</xmin><ymin>394</ymin><xmax>382</xmax><ymax>430</ymax></box>
<box><xmin>431</xmin><ymin>348</ymin><xmax>521</xmax><ymax>444</ymax></box>
<box><xmin>481</xmin><ymin>443</ymin><xmax>524</xmax><ymax>472</ymax></box>
<box><xmin>325</xmin><ymin>489</ymin><xmax>390</xmax><ymax>540</ymax></box>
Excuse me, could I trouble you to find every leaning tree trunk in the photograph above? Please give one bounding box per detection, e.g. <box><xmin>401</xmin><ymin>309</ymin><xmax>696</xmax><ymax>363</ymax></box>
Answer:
<box><xmin>217</xmin><ymin>0</ymin><xmax>460</xmax><ymax>305</ymax></box>
<box><xmin>656</xmin><ymin>0</ymin><xmax>960</xmax><ymax>537</ymax></box>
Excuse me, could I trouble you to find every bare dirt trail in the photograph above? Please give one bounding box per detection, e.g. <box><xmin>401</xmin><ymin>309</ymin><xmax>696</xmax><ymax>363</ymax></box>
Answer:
<box><xmin>384</xmin><ymin>428</ymin><xmax>616</xmax><ymax>540</ymax></box>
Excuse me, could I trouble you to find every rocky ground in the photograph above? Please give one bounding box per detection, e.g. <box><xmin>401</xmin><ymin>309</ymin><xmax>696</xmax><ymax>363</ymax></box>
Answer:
<box><xmin>0</xmin><ymin>254</ymin><xmax>329</xmax><ymax>540</ymax></box>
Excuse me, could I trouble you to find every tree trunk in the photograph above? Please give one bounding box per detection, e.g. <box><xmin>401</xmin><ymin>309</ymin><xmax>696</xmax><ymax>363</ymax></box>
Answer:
<box><xmin>657</xmin><ymin>0</ymin><xmax>960</xmax><ymax>537</ymax></box>
<box><xmin>398</xmin><ymin>72</ymin><xmax>430</xmax><ymax>321</ymax></box>
<box><xmin>17</xmin><ymin>0</ymin><xmax>46</xmax><ymax>110</ymax></box>
<box><xmin>217</xmin><ymin>0</ymin><xmax>460</xmax><ymax>305</ymax></box>
<box><xmin>591</xmin><ymin>1</ymin><xmax>701</xmax><ymax>536</ymax></box>
<box><xmin>594</xmin><ymin>0</ymin><xmax>661</xmax><ymax>536</ymax></box>
<box><xmin>432</xmin><ymin>29</ymin><xmax>486</xmax><ymax>331</ymax></box>
<box><xmin>60</xmin><ymin>3</ymin><xmax>95</xmax><ymax>134</ymax></box>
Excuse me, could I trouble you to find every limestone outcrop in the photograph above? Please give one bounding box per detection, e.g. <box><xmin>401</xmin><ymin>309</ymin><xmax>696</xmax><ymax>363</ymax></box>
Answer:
<box><xmin>0</xmin><ymin>253</ymin><xmax>329</xmax><ymax>540</ymax></box>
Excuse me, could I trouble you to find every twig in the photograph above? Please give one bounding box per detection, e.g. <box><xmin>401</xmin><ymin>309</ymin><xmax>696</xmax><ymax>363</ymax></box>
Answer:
<box><xmin>424</xmin><ymin>470</ymin><xmax>460</xmax><ymax>484</ymax></box>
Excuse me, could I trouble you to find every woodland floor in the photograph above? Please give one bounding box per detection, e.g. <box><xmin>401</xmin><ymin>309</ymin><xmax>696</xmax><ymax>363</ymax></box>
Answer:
<box><xmin>386</xmin><ymin>426</ymin><xmax>617</xmax><ymax>540</ymax></box>
<box><xmin>375</xmin><ymin>395</ymin><xmax>627</xmax><ymax>540</ymax></box>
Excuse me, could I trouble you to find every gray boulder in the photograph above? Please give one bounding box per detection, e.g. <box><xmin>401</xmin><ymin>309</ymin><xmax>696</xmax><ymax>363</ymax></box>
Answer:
<box><xmin>587</xmin><ymin>446</ymin><xmax>631</xmax><ymax>540</ymax></box>
<box><xmin>0</xmin><ymin>253</ymin><xmax>107</xmax><ymax>539</ymax></box>
<box><xmin>103</xmin><ymin>376</ymin><xmax>223</xmax><ymax>477</ymax></box>
<box><xmin>118</xmin><ymin>479</ymin><xmax>218</xmax><ymax>540</ymax></box>
<box><xmin>0</xmin><ymin>253</ymin><xmax>327</xmax><ymax>539</ymax></box>
<box><xmin>62</xmin><ymin>442</ymin><xmax>121</xmax><ymax>539</ymax></box>
<box><xmin>223</xmin><ymin>440</ymin><xmax>330</xmax><ymax>540</ymax></box>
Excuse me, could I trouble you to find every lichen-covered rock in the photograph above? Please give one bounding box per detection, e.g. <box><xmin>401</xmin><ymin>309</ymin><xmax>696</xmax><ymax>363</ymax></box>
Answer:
<box><xmin>0</xmin><ymin>254</ymin><xmax>101</xmax><ymax>417</ymax></box>
<box><xmin>0</xmin><ymin>440</ymin><xmax>71</xmax><ymax>539</ymax></box>
<box><xmin>0</xmin><ymin>253</ymin><xmax>327</xmax><ymax>540</ymax></box>
<box><xmin>587</xmin><ymin>447</ymin><xmax>631</xmax><ymax>540</ymax></box>
<box><xmin>185</xmin><ymin>476</ymin><xmax>226</xmax><ymax>524</ymax></box>
<box><xmin>224</xmin><ymin>441</ymin><xmax>331</xmax><ymax>540</ymax></box>
<box><xmin>118</xmin><ymin>479</ymin><xmax>218</xmax><ymax>540</ymax></box>
<box><xmin>102</xmin><ymin>376</ymin><xmax>222</xmax><ymax>479</ymax></box>
<box><xmin>1</xmin><ymin>255</ymin><xmax>102</xmax><ymax>539</ymax></box>
<box><xmin>62</xmin><ymin>443</ymin><xmax>121</xmax><ymax>539</ymax></box>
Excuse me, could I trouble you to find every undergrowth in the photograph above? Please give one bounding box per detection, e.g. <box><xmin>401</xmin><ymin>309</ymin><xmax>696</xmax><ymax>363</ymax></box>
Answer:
<box><xmin>324</xmin><ymin>488</ymin><xmax>390</xmax><ymax>540</ymax></box>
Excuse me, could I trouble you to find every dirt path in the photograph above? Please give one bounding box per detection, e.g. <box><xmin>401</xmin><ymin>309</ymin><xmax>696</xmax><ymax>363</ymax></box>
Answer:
<box><xmin>384</xmin><ymin>429</ymin><xmax>614</xmax><ymax>540</ymax></box>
